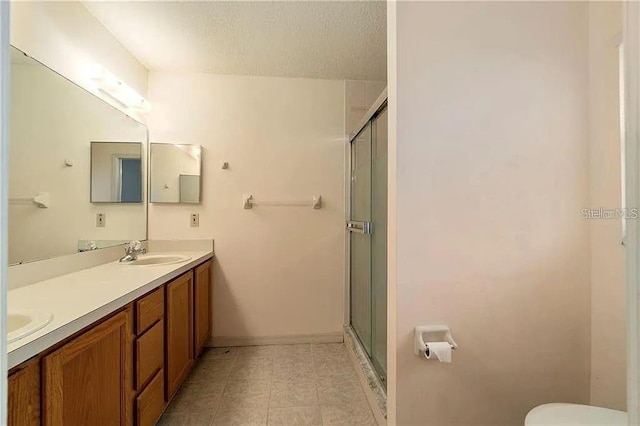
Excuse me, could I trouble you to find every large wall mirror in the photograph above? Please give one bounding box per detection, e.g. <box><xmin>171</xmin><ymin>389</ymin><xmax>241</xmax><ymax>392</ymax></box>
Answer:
<box><xmin>9</xmin><ymin>46</ymin><xmax>148</xmax><ymax>265</ymax></box>
<box><xmin>150</xmin><ymin>144</ymin><xmax>202</xmax><ymax>203</ymax></box>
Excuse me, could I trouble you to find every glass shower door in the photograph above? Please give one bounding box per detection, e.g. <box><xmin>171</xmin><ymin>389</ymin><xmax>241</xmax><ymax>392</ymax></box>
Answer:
<box><xmin>348</xmin><ymin>104</ymin><xmax>388</xmax><ymax>384</ymax></box>
<box><xmin>371</xmin><ymin>107</ymin><xmax>387</xmax><ymax>381</ymax></box>
<box><xmin>349</xmin><ymin>123</ymin><xmax>373</xmax><ymax>356</ymax></box>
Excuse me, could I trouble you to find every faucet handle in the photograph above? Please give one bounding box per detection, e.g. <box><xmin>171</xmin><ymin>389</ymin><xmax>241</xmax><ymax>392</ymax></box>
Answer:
<box><xmin>128</xmin><ymin>240</ymin><xmax>142</xmax><ymax>250</ymax></box>
<box><xmin>125</xmin><ymin>240</ymin><xmax>141</xmax><ymax>254</ymax></box>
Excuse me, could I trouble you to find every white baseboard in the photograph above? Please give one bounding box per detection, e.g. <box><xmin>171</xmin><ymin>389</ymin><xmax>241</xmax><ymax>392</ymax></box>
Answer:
<box><xmin>208</xmin><ymin>332</ymin><xmax>344</xmax><ymax>347</ymax></box>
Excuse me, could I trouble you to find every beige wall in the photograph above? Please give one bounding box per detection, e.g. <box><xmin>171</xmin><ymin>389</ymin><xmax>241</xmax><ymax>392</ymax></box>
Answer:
<box><xmin>147</xmin><ymin>72</ymin><xmax>346</xmax><ymax>341</ymax></box>
<box><xmin>393</xmin><ymin>2</ymin><xmax>591</xmax><ymax>424</ymax></box>
<box><xmin>386</xmin><ymin>1</ymin><xmax>398</xmax><ymax>422</ymax></box>
<box><xmin>588</xmin><ymin>1</ymin><xmax>626</xmax><ymax>411</ymax></box>
<box><xmin>10</xmin><ymin>1</ymin><xmax>148</xmax><ymax>116</ymax></box>
<box><xmin>345</xmin><ymin>80</ymin><xmax>386</xmax><ymax>137</ymax></box>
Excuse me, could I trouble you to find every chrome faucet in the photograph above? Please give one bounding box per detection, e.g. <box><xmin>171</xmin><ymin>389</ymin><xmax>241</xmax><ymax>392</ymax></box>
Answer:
<box><xmin>119</xmin><ymin>240</ymin><xmax>147</xmax><ymax>263</ymax></box>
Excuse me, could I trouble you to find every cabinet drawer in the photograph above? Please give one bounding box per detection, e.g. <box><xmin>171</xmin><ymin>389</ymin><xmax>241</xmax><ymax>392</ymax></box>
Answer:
<box><xmin>136</xmin><ymin>286</ymin><xmax>164</xmax><ymax>335</ymax></box>
<box><xmin>136</xmin><ymin>369</ymin><xmax>165</xmax><ymax>426</ymax></box>
<box><xmin>135</xmin><ymin>319</ymin><xmax>164</xmax><ymax>390</ymax></box>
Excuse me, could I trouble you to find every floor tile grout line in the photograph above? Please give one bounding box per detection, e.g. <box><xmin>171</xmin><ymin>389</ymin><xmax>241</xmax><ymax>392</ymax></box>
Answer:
<box><xmin>269</xmin><ymin>402</ymin><xmax>322</xmax><ymax>409</ymax></box>
<box><xmin>312</xmin><ymin>369</ymin><xmax>322</xmax><ymax>422</ymax></box>
<box><xmin>209</xmin><ymin>371</ymin><xmax>231</xmax><ymax>425</ymax></box>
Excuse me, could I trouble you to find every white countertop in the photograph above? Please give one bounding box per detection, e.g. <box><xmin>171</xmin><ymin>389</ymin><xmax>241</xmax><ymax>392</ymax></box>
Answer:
<box><xmin>7</xmin><ymin>250</ymin><xmax>213</xmax><ymax>370</ymax></box>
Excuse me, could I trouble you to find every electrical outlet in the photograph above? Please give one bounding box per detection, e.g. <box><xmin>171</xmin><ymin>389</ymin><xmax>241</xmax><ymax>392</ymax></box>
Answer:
<box><xmin>191</xmin><ymin>213</ymin><xmax>199</xmax><ymax>227</ymax></box>
<box><xmin>96</xmin><ymin>213</ymin><xmax>106</xmax><ymax>228</ymax></box>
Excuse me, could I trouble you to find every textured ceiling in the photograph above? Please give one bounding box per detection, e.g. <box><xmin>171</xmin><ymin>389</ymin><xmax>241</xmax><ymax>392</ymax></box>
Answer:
<box><xmin>83</xmin><ymin>1</ymin><xmax>387</xmax><ymax>81</ymax></box>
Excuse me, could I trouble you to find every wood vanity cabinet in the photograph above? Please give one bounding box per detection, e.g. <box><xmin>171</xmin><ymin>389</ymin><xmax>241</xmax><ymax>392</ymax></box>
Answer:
<box><xmin>165</xmin><ymin>271</ymin><xmax>194</xmax><ymax>400</ymax></box>
<box><xmin>8</xmin><ymin>357</ymin><xmax>40</xmax><ymax>426</ymax></box>
<box><xmin>194</xmin><ymin>260</ymin><xmax>212</xmax><ymax>356</ymax></box>
<box><xmin>42</xmin><ymin>308</ymin><xmax>133</xmax><ymax>426</ymax></box>
<box><xmin>6</xmin><ymin>258</ymin><xmax>213</xmax><ymax>426</ymax></box>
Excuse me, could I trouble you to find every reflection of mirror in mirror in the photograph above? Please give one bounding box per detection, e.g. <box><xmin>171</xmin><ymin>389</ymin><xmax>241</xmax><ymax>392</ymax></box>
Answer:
<box><xmin>9</xmin><ymin>46</ymin><xmax>148</xmax><ymax>265</ymax></box>
<box><xmin>150</xmin><ymin>144</ymin><xmax>202</xmax><ymax>203</ymax></box>
<box><xmin>91</xmin><ymin>142</ymin><xmax>143</xmax><ymax>203</ymax></box>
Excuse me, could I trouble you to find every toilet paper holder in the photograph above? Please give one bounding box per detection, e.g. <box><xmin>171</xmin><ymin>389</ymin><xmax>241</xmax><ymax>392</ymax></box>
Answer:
<box><xmin>414</xmin><ymin>325</ymin><xmax>458</xmax><ymax>356</ymax></box>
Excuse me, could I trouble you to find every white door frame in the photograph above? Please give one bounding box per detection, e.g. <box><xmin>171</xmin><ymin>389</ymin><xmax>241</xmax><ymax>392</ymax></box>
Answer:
<box><xmin>111</xmin><ymin>153</ymin><xmax>140</xmax><ymax>202</ymax></box>
<box><xmin>0</xmin><ymin>1</ymin><xmax>10</xmax><ymax>424</ymax></box>
<box><xmin>625</xmin><ymin>2</ymin><xmax>640</xmax><ymax>424</ymax></box>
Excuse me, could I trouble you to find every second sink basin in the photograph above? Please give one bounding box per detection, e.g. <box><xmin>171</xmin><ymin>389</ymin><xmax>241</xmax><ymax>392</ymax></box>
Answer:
<box><xmin>8</xmin><ymin>311</ymin><xmax>53</xmax><ymax>343</ymax></box>
<box><xmin>124</xmin><ymin>254</ymin><xmax>192</xmax><ymax>266</ymax></box>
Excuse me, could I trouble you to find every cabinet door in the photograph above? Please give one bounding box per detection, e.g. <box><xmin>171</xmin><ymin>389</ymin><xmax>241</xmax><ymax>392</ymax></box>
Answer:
<box><xmin>194</xmin><ymin>260</ymin><xmax>212</xmax><ymax>357</ymax></box>
<box><xmin>42</xmin><ymin>309</ymin><xmax>133</xmax><ymax>426</ymax></box>
<box><xmin>165</xmin><ymin>272</ymin><xmax>194</xmax><ymax>400</ymax></box>
<box><xmin>8</xmin><ymin>357</ymin><xmax>40</xmax><ymax>426</ymax></box>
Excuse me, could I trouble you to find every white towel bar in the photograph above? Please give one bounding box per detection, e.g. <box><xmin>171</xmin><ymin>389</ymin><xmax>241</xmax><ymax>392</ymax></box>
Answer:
<box><xmin>243</xmin><ymin>194</ymin><xmax>321</xmax><ymax>209</ymax></box>
<box><xmin>9</xmin><ymin>192</ymin><xmax>50</xmax><ymax>208</ymax></box>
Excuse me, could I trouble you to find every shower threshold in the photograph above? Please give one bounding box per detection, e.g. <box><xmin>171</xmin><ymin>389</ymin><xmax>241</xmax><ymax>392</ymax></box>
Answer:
<box><xmin>344</xmin><ymin>325</ymin><xmax>387</xmax><ymax>422</ymax></box>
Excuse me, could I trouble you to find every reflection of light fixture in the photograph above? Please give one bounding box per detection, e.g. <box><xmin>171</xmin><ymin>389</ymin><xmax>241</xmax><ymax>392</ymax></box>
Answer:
<box><xmin>86</xmin><ymin>63</ymin><xmax>151</xmax><ymax>113</ymax></box>
<box><xmin>175</xmin><ymin>144</ymin><xmax>201</xmax><ymax>160</ymax></box>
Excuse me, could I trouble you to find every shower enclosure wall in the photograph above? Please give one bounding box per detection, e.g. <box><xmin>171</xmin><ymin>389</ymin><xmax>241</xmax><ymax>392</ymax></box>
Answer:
<box><xmin>348</xmin><ymin>93</ymin><xmax>388</xmax><ymax>384</ymax></box>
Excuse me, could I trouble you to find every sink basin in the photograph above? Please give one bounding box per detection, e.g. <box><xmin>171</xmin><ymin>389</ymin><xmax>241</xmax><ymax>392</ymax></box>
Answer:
<box><xmin>124</xmin><ymin>254</ymin><xmax>192</xmax><ymax>266</ymax></box>
<box><xmin>7</xmin><ymin>311</ymin><xmax>53</xmax><ymax>343</ymax></box>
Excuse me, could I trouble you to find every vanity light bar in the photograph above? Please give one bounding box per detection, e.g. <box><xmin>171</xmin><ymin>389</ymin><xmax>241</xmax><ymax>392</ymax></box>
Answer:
<box><xmin>86</xmin><ymin>63</ymin><xmax>151</xmax><ymax>113</ymax></box>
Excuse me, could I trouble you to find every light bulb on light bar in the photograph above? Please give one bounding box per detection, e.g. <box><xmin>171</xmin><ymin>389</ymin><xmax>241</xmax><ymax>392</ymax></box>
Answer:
<box><xmin>86</xmin><ymin>63</ymin><xmax>151</xmax><ymax>113</ymax></box>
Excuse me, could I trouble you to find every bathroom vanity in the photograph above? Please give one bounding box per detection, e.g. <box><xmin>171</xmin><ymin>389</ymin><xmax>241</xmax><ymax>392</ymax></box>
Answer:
<box><xmin>6</xmin><ymin>34</ymin><xmax>214</xmax><ymax>426</ymax></box>
<box><xmin>7</xmin><ymin>255</ymin><xmax>213</xmax><ymax>426</ymax></box>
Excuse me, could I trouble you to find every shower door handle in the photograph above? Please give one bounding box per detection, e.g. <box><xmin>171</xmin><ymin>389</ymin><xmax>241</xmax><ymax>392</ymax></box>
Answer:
<box><xmin>347</xmin><ymin>221</ymin><xmax>372</xmax><ymax>234</ymax></box>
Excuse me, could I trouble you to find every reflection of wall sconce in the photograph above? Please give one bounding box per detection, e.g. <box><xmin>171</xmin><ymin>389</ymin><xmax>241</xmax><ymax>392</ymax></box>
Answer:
<box><xmin>86</xmin><ymin>63</ymin><xmax>151</xmax><ymax>113</ymax></box>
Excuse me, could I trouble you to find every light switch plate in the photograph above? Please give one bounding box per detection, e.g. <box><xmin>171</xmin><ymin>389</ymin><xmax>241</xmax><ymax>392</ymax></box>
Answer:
<box><xmin>191</xmin><ymin>213</ymin><xmax>199</xmax><ymax>227</ymax></box>
<box><xmin>96</xmin><ymin>213</ymin><xmax>106</xmax><ymax>227</ymax></box>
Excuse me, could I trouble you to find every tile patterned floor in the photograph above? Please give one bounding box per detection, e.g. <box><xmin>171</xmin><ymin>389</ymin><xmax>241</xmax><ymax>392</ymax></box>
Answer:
<box><xmin>158</xmin><ymin>343</ymin><xmax>377</xmax><ymax>426</ymax></box>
